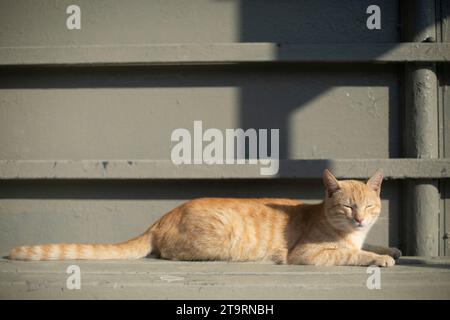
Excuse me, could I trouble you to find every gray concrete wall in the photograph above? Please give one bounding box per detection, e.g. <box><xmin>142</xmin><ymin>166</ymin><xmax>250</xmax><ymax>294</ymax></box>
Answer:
<box><xmin>0</xmin><ymin>65</ymin><xmax>399</xmax><ymax>160</ymax></box>
<box><xmin>0</xmin><ymin>0</ymin><xmax>448</xmax><ymax>256</ymax></box>
<box><xmin>0</xmin><ymin>0</ymin><xmax>399</xmax><ymax>46</ymax></box>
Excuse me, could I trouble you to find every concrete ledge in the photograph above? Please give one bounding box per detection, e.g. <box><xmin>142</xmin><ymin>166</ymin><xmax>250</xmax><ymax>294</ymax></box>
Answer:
<box><xmin>0</xmin><ymin>257</ymin><xmax>449</xmax><ymax>299</ymax></box>
<box><xmin>0</xmin><ymin>43</ymin><xmax>449</xmax><ymax>66</ymax></box>
<box><xmin>0</xmin><ymin>159</ymin><xmax>449</xmax><ymax>180</ymax></box>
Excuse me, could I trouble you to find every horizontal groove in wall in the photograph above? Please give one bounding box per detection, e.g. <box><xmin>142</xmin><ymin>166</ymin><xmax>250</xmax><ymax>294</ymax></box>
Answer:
<box><xmin>0</xmin><ymin>43</ymin><xmax>449</xmax><ymax>66</ymax></box>
<box><xmin>0</xmin><ymin>159</ymin><xmax>449</xmax><ymax>180</ymax></box>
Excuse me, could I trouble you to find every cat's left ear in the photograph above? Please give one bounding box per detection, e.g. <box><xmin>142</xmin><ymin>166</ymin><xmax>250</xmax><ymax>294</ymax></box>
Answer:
<box><xmin>367</xmin><ymin>169</ymin><xmax>383</xmax><ymax>195</ymax></box>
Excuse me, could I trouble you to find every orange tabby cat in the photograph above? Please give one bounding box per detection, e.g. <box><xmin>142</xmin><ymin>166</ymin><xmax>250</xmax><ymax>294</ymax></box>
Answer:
<box><xmin>9</xmin><ymin>169</ymin><xmax>401</xmax><ymax>267</ymax></box>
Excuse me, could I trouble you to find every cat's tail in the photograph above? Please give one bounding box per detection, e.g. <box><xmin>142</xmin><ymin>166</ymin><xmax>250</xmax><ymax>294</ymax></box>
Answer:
<box><xmin>8</xmin><ymin>231</ymin><xmax>153</xmax><ymax>261</ymax></box>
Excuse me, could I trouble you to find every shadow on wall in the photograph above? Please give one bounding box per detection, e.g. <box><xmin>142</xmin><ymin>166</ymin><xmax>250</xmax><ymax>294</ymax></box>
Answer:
<box><xmin>238</xmin><ymin>0</ymin><xmax>402</xmax><ymax>167</ymax></box>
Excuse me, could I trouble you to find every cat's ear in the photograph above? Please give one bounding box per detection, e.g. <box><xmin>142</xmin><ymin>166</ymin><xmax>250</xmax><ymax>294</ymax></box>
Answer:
<box><xmin>367</xmin><ymin>169</ymin><xmax>383</xmax><ymax>195</ymax></box>
<box><xmin>323</xmin><ymin>169</ymin><xmax>340</xmax><ymax>197</ymax></box>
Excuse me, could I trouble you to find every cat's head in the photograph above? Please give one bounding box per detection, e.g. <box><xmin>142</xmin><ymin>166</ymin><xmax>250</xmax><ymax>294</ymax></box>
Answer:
<box><xmin>322</xmin><ymin>169</ymin><xmax>383</xmax><ymax>233</ymax></box>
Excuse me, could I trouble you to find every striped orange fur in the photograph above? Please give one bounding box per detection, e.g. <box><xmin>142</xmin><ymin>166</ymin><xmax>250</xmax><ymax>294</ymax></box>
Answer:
<box><xmin>9</xmin><ymin>169</ymin><xmax>401</xmax><ymax>267</ymax></box>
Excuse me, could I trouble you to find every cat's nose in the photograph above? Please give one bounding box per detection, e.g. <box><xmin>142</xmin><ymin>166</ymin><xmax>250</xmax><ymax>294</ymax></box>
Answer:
<box><xmin>354</xmin><ymin>217</ymin><xmax>364</xmax><ymax>225</ymax></box>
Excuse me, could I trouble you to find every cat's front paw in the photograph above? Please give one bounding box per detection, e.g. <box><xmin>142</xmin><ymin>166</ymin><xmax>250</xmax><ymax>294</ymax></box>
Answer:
<box><xmin>373</xmin><ymin>255</ymin><xmax>395</xmax><ymax>267</ymax></box>
<box><xmin>388</xmin><ymin>247</ymin><xmax>402</xmax><ymax>259</ymax></box>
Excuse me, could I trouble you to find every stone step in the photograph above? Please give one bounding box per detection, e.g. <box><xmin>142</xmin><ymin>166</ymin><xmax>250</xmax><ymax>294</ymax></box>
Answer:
<box><xmin>1</xmin><ymin>256</ymin><xmax>449</xmax><ymax>299</ymax></box>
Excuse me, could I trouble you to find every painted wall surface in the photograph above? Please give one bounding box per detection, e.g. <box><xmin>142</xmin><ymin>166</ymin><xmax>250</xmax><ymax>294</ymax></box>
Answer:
<box><xmin>0</xmin><ymin>65</ymin><xmax>399</xmax><ymax>160</ymax></box>
<box><xmin>0</xmin><ymin>0</ymin><xmax>398</xmax><ymax>45</ymax></box>
<box><xmin>0</xmin><ymin>0</ymin><xmax>447</xmax><ymax>256</ymax></box>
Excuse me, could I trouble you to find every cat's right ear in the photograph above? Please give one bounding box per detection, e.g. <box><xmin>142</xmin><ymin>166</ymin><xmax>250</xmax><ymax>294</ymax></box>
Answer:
<box><xmin>367</xmin><ymin>168</ymin><xmax>383</xmax><ymax>195</ymax></box>
<box><xmin>323</xmin><ymin>169</ymin><xmax>340</xmax><ymax>197</ymax></box>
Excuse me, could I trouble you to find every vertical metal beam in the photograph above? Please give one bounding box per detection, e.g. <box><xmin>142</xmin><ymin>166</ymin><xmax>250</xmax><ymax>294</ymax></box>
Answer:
<box><xmin>404</xmin><ymin>0</ymin><xmax>440</xmax><ymax>256</ymax></box>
